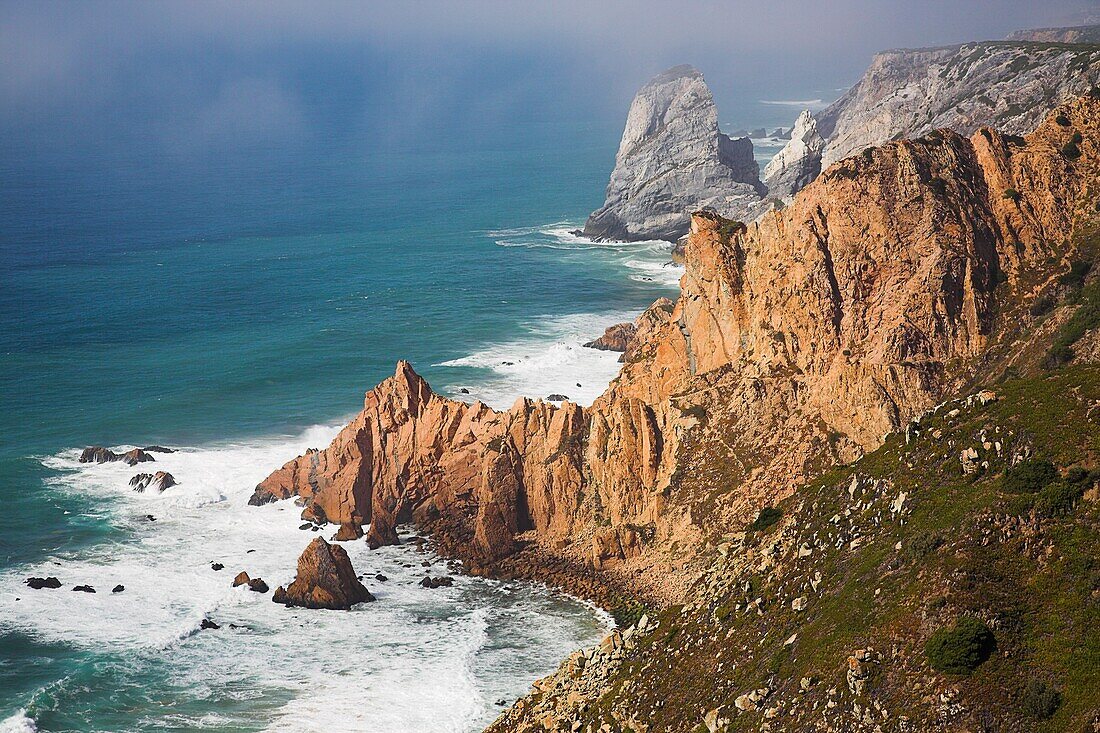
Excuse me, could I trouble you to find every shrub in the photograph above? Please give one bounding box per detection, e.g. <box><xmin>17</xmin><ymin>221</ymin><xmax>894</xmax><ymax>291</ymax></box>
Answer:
<box><xmin>925</xmin><ymin>617</ymin><xmax>996</xmax><ymax>674</ymax></box>
<box><xmin>1045</xmin><ymin>345</ymin><xmax>1075</xmax><ymax>367</ymax></box>
<box><xmin>1055</xmin><ymin>114</ymin><xmax>1071</xmax><ymax>127</ymax></box>
<box><xmin>1034</xmin><ymin>481</ymin><xmax>1083</xmax><ymax>517</ymax></box>
<box><xmin>1029</xmin><ymin>293</ymin><xmax>1057</xmax><ymax>317</ymax></box>
<box><xmin>749</xmin><ymin>506</ymin><xmax>783</xmax><ymax>532</ymax></box>
<box><xmin>1002</xmin><ymin>188</ymin><xmax>1021</xmax><ymax>202</ymax></box>
<box><xmin>1020</xmin><ymin>680</ymin><xmax>1062</xmax><ymax>720</ymax></box>
<box><xmin>903</xmin><ymin>530</ymin><xmax>945</xmax><ymax>560</ymax></box>
<box><xmin>611</xmin><ymin>600</ymin><xmax>650</xmax><ymax>629</ymax></box>
<box><xmin>1001</xmin><ymin>459</ymin><xmax>1057</xmax><ymax>494</ymax></box>
<box><xmin>1070</xmin><ymin>131</ymin><xmax>1083</xmax><ymax>145</ymax></box>
<box><xmin>1062</xmin><ymin>141</ymin><xmax>1081</xmax><ymax>160</ymax></box>
<box><xmin>1059</xmin><ymin>260</ymin><xmax>1092</xmax><ymax>290</ymax></box>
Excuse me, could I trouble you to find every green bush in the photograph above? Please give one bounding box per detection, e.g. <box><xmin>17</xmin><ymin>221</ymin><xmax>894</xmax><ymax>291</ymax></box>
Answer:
<box><xmin>611</xmin><ymin>600</ymin><xmax>650</xmax><ymax>629</ymax></box>
<box><xmin>1002</xmin><ymin>188</ymin><xmax>1020</xmax><ymax>201</ymax></box>
<box><xmin>1055</xmin><ymin>114</ymin><xmax>1071</xmax><ymax>127</ymax></box>
<box><xmin>903</xmin><ymin>530</ymin><xmax>945</xmax><ymax>560</ymax></box>
<box><xmin>1034</xmin><ymin>481</ymin><xmax>1084</xmax><ymax>518</ymax></box>
<box><xmin>1059</xmin><ymin>260</ymin><xmax>1092</xmax><ymax>290</ymax></box>
<box><xmin>749</xmin><ymin>506</ymin><xmax>782</xmax><ymax>532</ymax></box>
<box><xmin>925</xmin><ymin>617</ymin><xmax>996</xmax><ymax>674</ymax></box>
<box><xmin>1020</xmin><ymin>679</ymin><xmax>1061</xmax><ymax>720</ymax></box>
<box><xmin>1001</xmin><ymin>459</ymin><xmax>1057</xmax><ymax>494</ymax></box>
<box><xmin>1061</xmin><ymin>141</ymin><xmax>1081</xmax><ymax>160</ymax></box>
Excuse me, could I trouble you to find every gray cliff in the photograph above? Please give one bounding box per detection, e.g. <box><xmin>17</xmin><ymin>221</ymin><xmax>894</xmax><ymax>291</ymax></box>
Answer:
<box><xmin>762</xmin><ymin>109</ymin><xmax>824</xmax><ymax>201</ymax></box>
<box><xmin>582</xmin><ymin>65</ymin><xmax>764</xmax><ymax>242</ymax></box>
<box><xmin>816</xmin><ymin>39</ymin><xmax>1100</xmax><ymax>168</ymax></box>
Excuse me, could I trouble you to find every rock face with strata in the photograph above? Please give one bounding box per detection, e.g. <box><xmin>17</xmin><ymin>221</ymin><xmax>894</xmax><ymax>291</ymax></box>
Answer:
<box><xmin>272</xmin><ymin>537</ymin><xmax>374</xmax><ymax>610</ymax></box>
<box><xmin>816</xmin><ymin>41</ymin><xmax>1100</xmax><ymax>169</ymax></box>
<box><xmin>581</xmin><ymin>65</ymin><xmax>764</xmax><ymax>242</ymax></box>
<box><xmin>256</xmin><ymin>97</ymin><xmax>1099</xmax><ymax>606</ymax></box>
<box><xmin>763</xmin><ymin>109</ymin><xmax>825</xmax><ymax>200</ymax></box>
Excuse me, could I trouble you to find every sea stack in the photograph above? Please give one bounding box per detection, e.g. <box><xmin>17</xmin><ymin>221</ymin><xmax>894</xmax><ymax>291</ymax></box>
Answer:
<box><xmin>762</xmin><ymin>109</ymin><xmax>824</xmax><ymax>200</ymax></box>
<box><xmin>272</xmin><ymin>537</ymin><xmax>374</xmax><ymax>610</ymax></box>
<box><xmin>582</xmin><ymin>65</ymin><xmax>764</xmax><ymax>242</ymax></box>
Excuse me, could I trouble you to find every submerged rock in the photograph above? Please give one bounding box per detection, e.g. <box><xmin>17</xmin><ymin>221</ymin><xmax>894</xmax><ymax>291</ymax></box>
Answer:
<box><xmin>200</xmin><ymin>618</ymin><xmax>220</xmax><ymax>630</ymax></box>
<box><xmin>272</xmin><ymin>537</ymin><xmax>374</xmax><ymax>610</ymax></box>
<box><xmin>142</xmin><ymin>445</ymin><xmax>175</xmax><ymax>453</ymax></box>
<box><xmin>72</xmin><ymin>585</ymin><xmax>96</xmax><ymax>593</ymax></box>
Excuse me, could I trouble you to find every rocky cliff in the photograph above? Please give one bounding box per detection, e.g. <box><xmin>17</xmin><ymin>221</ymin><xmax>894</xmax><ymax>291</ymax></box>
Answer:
<box><xmin>1006</xmin><ymin>23</ymin><xmax>1100</xmax><ymax>44</ymax></box>
<box><xmin>816</xmin><ymin>39</ymin><xmax>1100</xmax><ymax>169</ymax></box>
<box><xmin>255</xmin><ymin>96</ymin><xmax>1099</xmax><ymax>616</ymax></box>
<box><xmin>581</xmin><ymin>65</ymin><xmax>764</xmax><ymax>242</ymax></box>
<box><xmin>762</xmin><ymin>109</ymin><xmax>825</xmax><ymax>200</ymax></box>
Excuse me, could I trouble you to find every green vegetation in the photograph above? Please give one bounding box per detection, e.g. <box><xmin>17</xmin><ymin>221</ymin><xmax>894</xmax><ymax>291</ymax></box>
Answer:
<box><xmin>1048</xmin><ymin>279</ymin><xmax>1100</xmax><ymax>365</ymax></box>
<box><xmin>925</xmin><ymin>617</ymin><xmax>996</xmax><ymax>674</ymax></box>
<box><xmin>748</xmin><ymin>505</ymin><xmax>782</xmax><ymax>532</ymax></box>
<box><xmin>1055</xmin><ymin>114</ymin><xmax>1071</xmax><ymax>126</ymax></box>
<box><xmin>1001</xmin><ymin>459</ymin><xmax>1057</xmax><ymax>494</ymax></box>
<box><xmin>611</xmin><ymin>600</ymin><xmax>651</xmax><ymax>629</ymax></box>
<box><xmin>1020</xmin><ymin>680</ymin><xmax>1062</xmax><ymax>720</ymax></box>
<box><xmin>1061</xmin><ymin>140</ymin><xmax>1082</xmax><ymax>160</ymax></box>
<box><xmin>1002</xmin><ymin>187</ymin><xmax>1021</xmax><ymax>202</ymax></box>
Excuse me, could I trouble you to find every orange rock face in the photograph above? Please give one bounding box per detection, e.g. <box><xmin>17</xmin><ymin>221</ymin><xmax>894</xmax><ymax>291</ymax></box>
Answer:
<box><xmin>272</xmin><ymin>537</ymin><xmax>374</xmax><ymax>610</ymax></box>
<box><xmin>254</xmin><ymin>96</ymin><xmax>1099</xmax><ymax>600</ymax></box>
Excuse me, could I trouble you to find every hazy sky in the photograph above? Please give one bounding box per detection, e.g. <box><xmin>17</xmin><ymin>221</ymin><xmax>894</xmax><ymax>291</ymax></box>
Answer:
<box><xmin>1</xmin><ymin>0</ymin><xmax>1096</xmax><ymax>159</ymax></box>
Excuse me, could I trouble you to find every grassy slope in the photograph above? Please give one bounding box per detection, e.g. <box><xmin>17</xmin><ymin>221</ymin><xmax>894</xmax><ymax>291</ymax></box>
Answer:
<box><xmin>579</xmin><ymin>366</ymin><xmax>1098</xmax><ymax>732</ymax></box>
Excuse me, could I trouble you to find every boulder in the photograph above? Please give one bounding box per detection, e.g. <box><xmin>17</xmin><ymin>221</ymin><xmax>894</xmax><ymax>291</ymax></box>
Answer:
<box><xmin>142</xmin><ymin>445</ymin><xmax>175</xmax><ymax>453</ymax></box>
<box><xmin>420</xmin><ymin>575</ymin><xmax>454</xmax><ymax>589</ymax></box>
<box><xmin>232</xmin><ymin>571</ymin><xmax>251</xmax><ymax>587</ymax></box>
<box><xmin>332</xmin><ymin>521</ymin><xmax>364</xmax><ymax>542</ymax></box>
<box><xmin>25</xmin><ymin>576</ymin><xmax>62</xmax><ymax>589</ymax></box>
<box><xmin>272</xmin><ymin>537</ymin><xmax>374</xmax><ymax>610</ymax></box>
<box><xmin>583</xmin><ymin>322</ymin><xmax>637</xmax><ymax>353</ymax></box>
<box><xmin>211</xmin><ymin>562</ymin><xmax>224</xmax><ymax>571</ymax></box>
<box><xmin>112</xmin><ymin>584</ymin><xmax>125</xmax><ymax>593</ymax></box>
<box><xmin>546</xmin><ymin>394</ymin><xmax>570</xmax><ymax>402</ymax></box>
<box><xmin>129</xmin><ymin>471</ymin><xmax>176</xmax><ymax>493</ymax></box>
<box><xmin>72</xmin><ymin>585</ymin><xmax>96</xmax><ymax>593</ymax></box>
<box><xmin>80</xmin><ymin>447</ymin><xmax>118</xmax><ymax>464</ymax></box>
<box><xmin>247</xmin><ymin>578</ymin><xmax>269</xmax><ymax>593</ymax></box>
<box><xmin>120</xmin><ymin>449</ymin><xmax>155</xmax><ymax>466</ymax></box>
<box><xmin>200</xmin><ymin>618</ymin><xmax>220</xmax><ymax>630</ymax></box>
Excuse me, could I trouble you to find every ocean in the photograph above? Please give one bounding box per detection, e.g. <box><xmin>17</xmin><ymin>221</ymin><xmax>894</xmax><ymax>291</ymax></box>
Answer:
<box><xmin>0</xmin><ymin>102</ymin><xmax>796</xmax><ymax>731</ymax></box>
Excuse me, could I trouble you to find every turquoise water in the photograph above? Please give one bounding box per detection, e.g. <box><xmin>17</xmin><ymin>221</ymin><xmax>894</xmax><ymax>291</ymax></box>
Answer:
<box><xmin>0</xmin><ymin>115</ymin><xmax>689</xmax><ymax>732</ymax></box>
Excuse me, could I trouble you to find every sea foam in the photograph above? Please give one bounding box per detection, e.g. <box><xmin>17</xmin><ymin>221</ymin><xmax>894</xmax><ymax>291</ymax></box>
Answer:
<box><xmin>1</xmin><ymin>429</ymin><xmax>608</xmax><ymax>731</ymax></box>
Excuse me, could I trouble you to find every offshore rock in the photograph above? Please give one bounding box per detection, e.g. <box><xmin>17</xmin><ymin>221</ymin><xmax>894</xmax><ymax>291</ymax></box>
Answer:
<box><xmin>763</xmin><ymin>109</ymin><xmax>825</xmax><ymax>200</ymax></box>
<box><xmin>272</xmin><ymin>537</ymin><xmax>374</xmax><ymax>610</ymax></box>
<box><xmin>582</xmin><ymin>65</ymin><xmax>764</xmax><ymax>242</ymax></box>
<box><xmin>129</xmin><ymin>471</ymin><xmax>176</xmax><ymax>493</ymax></box>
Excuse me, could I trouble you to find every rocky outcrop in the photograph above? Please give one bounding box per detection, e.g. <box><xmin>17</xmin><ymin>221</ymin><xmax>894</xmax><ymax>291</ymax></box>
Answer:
<box><xmin>256</xmin><ymin>97</ymin><xmax>1099</xmax><ymax>606</ymax></box>
<box><xmin>272</xmin><ymin>537</ymin><xmax>374</xmax><ymax>610</ymax></box>
<box><xmin>79</xmin><ymin>446</ymin><xmax>156</xmax><ymax>466</ymax></box>
<box><xmin>583</xmin><ymin>322</ymin><xmax>636</xmax><ymax>353</ymax></box>
<box><xmin>129</xmin><ymin>471</ymin><xmax>176</xmax><ymax>493</ymax></box>
<box><xmin>581</xmin><ymin>65</ymin><xmax>764</xmax><ymax>242</ymax></box>
<box><xmin>816</xmin><ymin>41</ymin><xmax>1100</xmax><ymax>169</ymax></box>
<box><xmin>762</xmin><ymin>109</ymin><xmax>825</xmax><ymax>200</ymax></box>
<box><xmin>1006</xmin><ymin>24</ymin><xmax>1100</xmax><ymax>44</ymax></box>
